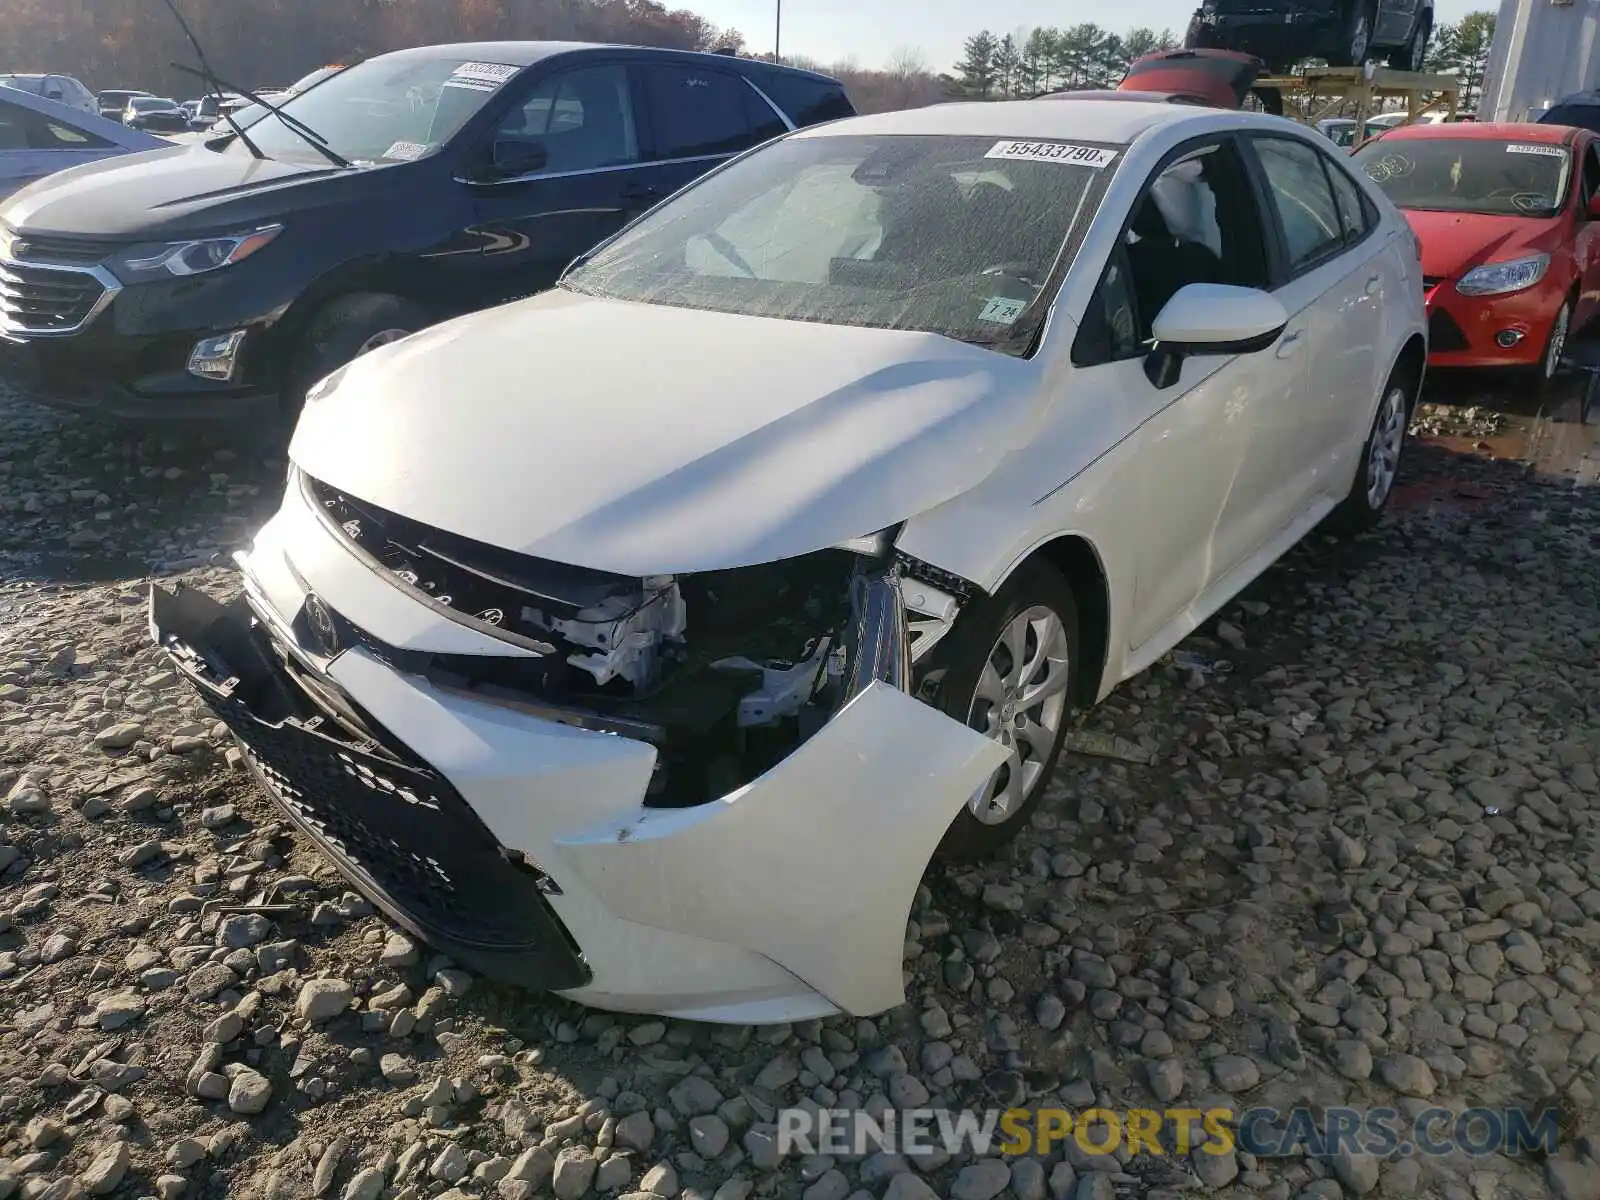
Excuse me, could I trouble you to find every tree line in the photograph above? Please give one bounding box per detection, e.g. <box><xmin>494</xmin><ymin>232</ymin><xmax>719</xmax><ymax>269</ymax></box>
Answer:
<box><xmin>947</xmin><ymin>11</ymin><xmax>1497</xmax><ymax>110</ymax></box>
<box><xmin>0</xmin><ymin>0</ymin><xmax>1499</xmax><ymax>118</ymax></box>
<box><xmin>1</xmin><ymin>0</ymin><xmax>743</xmax><ymax>100</ymax></box>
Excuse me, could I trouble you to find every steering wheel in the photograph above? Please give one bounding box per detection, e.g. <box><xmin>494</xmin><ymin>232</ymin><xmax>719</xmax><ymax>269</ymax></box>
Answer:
<box><xmin>703</xmin><ymin>232</ymin><xmax>757</xmax><ymax>278</ymax></box>
<box><xmin>979</xmin><ymin>261</ymin><xmax>1044</xmax><ymax>289</ymax></box>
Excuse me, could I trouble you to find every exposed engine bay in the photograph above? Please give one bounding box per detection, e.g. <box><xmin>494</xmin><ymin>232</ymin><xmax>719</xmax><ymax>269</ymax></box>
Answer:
<box><xmin>300</xmin><ymin>473</ymin><xmax>970</xmax><ymax>808</ymax></box>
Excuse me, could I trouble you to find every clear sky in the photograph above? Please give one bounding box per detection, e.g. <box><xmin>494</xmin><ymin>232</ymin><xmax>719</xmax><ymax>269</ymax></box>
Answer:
<box><xmin>693</xmin><ymin>0</ymin><xmax>1493</xmax><ymax>72</ymax></box>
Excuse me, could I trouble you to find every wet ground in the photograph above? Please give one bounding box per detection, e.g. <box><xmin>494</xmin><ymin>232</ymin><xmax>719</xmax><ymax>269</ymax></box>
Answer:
<box><xmin>1394</xmin><ymin>368</ymin><xmax>1600</xmax><ymax>516</ymax></box>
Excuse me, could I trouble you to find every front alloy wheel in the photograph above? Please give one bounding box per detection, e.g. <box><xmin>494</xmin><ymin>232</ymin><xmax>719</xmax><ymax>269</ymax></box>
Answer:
<box><xmin>1541</xmin><ymin>301</ymin><xmax>1571</xmax><ymax>384</ymax></box>
<box><xmin>927</xmin><ymin>562</ymin><xmax>1081</xmax><ymax>859</ymax></box>
<box><xmin>1330</xmin><ymin>6</ymin><xmax>1373</xmax><ymax>66</ymax></box>
<box><xmin>966</xmin><ymin>605</ymin><xmax>1073</xmax><ymax>827</ymax></box>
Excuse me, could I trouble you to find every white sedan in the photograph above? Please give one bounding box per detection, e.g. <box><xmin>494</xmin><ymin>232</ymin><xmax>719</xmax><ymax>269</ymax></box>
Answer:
<box><xmin>153</xmin><ymin>98</ymin><xmax>1426</xmax><ymax>1023</ymax></box>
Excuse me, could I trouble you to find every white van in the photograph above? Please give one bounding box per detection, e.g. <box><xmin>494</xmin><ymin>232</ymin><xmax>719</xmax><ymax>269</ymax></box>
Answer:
<box><xmin>0</xmin><ymin>74</ymin><xmax>97</xmax><ymax>115</ymax></box>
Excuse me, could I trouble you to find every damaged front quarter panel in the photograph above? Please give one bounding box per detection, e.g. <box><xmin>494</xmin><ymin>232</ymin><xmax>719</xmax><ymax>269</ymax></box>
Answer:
<box><xmin>552</xmin><ymin>680</ymin><xmax>1008</xmax><ymax>1017</ymax></box>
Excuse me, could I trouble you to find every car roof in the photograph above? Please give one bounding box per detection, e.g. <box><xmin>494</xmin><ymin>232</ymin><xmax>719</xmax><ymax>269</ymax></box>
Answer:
<box><xmin>0</xmin><ymin>84</ymin><xmax>168</xmax><ymax>150</ymax></box>
<box><xmin>372</xmin><ymin>41</ymin><xmax>842</xmax><ymax>83</ymax></box>
<box><xmin>1379</xmin><ymin>120</ymin><xmax>1580</xmax><ymax>144</ymax></box>
<box><xmin>1048</xmin><ymin>89</ymin><xmax>1209</xmax><ymax>106</ymax></box>
<box><xmin>795</xmin><ymin>98</ymin><xmax>1249</xmax><ymax>144</ymax></box>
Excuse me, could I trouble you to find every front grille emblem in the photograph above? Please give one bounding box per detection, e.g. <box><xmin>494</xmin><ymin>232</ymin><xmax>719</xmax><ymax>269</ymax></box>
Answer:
<box><xmin>10</xmin><ymin>240</ymin><xmax>28</xmax><ymax>258</ymax></box>
<box><xmin>304</xmin><ymin>594</ymin><xmax>341</xmax><ymax>657</ymax></box>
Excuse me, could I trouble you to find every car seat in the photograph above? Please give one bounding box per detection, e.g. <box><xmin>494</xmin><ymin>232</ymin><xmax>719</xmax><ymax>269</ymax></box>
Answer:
<box><xmin>1125</xmin><ymin>189</ymin><xmax>1224</xmax><ymax>333</ymax></box>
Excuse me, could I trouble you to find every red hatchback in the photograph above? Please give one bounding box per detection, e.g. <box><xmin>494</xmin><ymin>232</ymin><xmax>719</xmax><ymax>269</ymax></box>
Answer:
<box><xmin>1354</xmin><ymin>122</ymin><xmax>1600</xmax><ymax>381</ymax></box>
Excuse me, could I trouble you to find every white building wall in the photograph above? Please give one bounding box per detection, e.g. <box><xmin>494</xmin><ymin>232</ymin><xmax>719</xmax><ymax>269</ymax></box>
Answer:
<box><xmin>1479</xmin><ymin>0</ymin><xmax>1600</xmax><ymax>122</ymax></box>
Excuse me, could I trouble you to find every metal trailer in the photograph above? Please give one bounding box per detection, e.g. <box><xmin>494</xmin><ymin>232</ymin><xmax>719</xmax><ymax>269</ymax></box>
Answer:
<box><xmin>1252</xmin><ymin>64</ymin><xmax>1460</xmax><ymax>146</ymax></box>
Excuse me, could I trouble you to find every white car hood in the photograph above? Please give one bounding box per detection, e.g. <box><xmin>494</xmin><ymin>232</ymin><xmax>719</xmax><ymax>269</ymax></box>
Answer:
<box><xmin>290</xmin><ymin>288</ymin><xmax>1040</xmax><ymax>576</ymax></box>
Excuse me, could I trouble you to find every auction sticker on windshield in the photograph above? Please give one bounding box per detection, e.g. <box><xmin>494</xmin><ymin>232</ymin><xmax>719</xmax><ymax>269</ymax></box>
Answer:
<box><xmin>1507</xmin><ymin>144</ymin><xmax>1566</xmax><ymax>157</ymax></box>
<box><xmin>986</xmin><ymin>141</ymin><xmax>1118</xmax><ymax>169</ymax></box>
<box><xmin>383</xmin><ymin>141</ymin><xmax>427</xmax><ymax>161</ymax></box>
<box><xmin>446</xmin><ymin>62</ymin><xmax>520</xmax><ymax>92</ymax></box>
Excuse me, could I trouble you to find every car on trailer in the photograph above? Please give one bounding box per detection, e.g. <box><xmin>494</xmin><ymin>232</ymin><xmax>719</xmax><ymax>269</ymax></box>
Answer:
<box><xmin>1184</xmin><ymin>0</ymin><xmax>1435</xmax><ymax>75</ymax></box>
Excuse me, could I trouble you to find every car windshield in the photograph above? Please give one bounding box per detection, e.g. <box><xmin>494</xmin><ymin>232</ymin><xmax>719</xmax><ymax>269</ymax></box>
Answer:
<box><xmin>1541</xmin><ymin>104</ymin><xmax>1600</xmax><ymax>133</ymax></box>
<box><xmin>563</xmin><ymin>133</ymin><xmax>1116</xmax><ymax>355</ymax></box>
<box><xmin>289</xmin><ymin>66</ymin><xmax>344</xmax><ymax>94</ymax></box>
<box><xmin>130</xmin><ymin>97</ymin><xmax>175</xmax><ymax>111</ymax></box>
<box><xmin>1355</xmin><ymin>137</ymin><xmax>1573</xmax><ymax>216</ymax></box>
<box><xmin>225</xmin><ymin>55</ymin><xmax>522</xmax><ymax>164</ymax></box>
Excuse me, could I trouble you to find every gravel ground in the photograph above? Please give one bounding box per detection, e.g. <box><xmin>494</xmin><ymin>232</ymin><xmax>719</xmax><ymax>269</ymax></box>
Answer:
<box><xmin>2</xmin><ymin>389</ymin><xmax>1599</xmax><ymax>1200</ymax></box>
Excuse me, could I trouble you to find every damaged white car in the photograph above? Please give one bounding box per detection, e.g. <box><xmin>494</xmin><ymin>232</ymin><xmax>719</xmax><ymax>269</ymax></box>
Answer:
<box><xmin>152</xmin><ymin>99</ymin><xmax>1426</xmax><ymax>1023</ymax></box>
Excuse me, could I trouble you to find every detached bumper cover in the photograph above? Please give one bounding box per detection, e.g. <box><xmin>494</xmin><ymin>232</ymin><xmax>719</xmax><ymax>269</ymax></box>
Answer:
<box><xmin>151</xmin><ymin>582</ymin><xmax>592</xmax><ymax>990</ymax></box>
<box><xmin>151</xmin><ymin>522</ymin><xmax>1008</xmax><ymax>1017</ymax></box>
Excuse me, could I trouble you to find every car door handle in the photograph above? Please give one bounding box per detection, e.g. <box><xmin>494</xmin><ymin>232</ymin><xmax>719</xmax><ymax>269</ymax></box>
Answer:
<box><xmin>1276</xmin><ymin>330</ymin><xmax>1305</xmax><ymax>358</ymax></box>
<box><xmin>1365</xmin><ymin>274</ymin><xmax>1382</xmax><ymax>296</ymax></box>
<box><xmin>620</xmin><ymin>184</ymin><xmax>662</xmax><ymax>202</ymax></box>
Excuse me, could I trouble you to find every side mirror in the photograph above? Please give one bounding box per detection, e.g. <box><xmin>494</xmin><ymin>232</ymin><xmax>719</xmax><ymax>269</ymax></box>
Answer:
<box><xmin>488</xmin><ymin>137</ymin><xmax>547</xmax><ymax>179</ymax></box>
<box><xmin>1144</xmin><ymin>283</ymin><xmax>1290</xmax><ymax>389</ymax></box>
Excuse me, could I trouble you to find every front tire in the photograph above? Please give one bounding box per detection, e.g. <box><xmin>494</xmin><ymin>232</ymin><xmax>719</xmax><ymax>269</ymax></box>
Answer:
<box><xmin>1327</xmin><ymin>3</ymin><xmax>1374</xmax><ymax>66</ymax></box>
<box><xmin>1538</xmin><ymin>299</ymin><xmax>1572</xmax><ymax>388</ymax></box>
<box><xmin>926</xmin><ymin>563</ymin><xmax>1080</xmax><ymax>860</ymax></box>
<box><xmin>283</xmin><ymin>292</ymin><xmax>427</xmax><ymax>427</ymax></box>
<box><xmin>1332</xmin><ymin>369</ymin><xmax>1412</xmax><ymax>532</ymax></box>
<box><xmin>1387</xmin><ymin>12</ymin><xmax>1432</xmax><ymax>71</ymax></box>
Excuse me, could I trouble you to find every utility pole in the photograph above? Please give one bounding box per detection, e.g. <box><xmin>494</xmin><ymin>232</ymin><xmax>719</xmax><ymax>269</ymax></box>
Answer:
<box><xmin>774</xmin><ymin>0</ymin><xmax>782</xmax><ymax>64</ymax></box>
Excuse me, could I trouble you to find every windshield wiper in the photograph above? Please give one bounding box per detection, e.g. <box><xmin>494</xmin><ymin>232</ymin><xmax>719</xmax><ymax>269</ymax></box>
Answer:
<box><xmin>170</xmin><ymin>62</ymin><xmax>351</xmax><ymax>169</ymax></box>
<box><xmin>158</xmin><ymin>0</ymin><xmax>264</xmax><ymax>160</ymax></box>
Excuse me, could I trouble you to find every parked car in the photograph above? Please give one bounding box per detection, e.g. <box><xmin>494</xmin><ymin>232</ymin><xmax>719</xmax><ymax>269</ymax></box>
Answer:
<box><xmin>1356</xmin><ymin>121</ymin><xmax>1598</xmax><ymax>381</ymax></box>
<box><xmin>1185</xmin><ymin>0</ymin><xmax>1435</xmax><ymax>74</ymax></box>
<box><xmin>1318</xmin><ymin>113</ymin><xmax>1425</xmax><ymax>148</ymax></box>
<box><xmin>0</xmin><ymin>74</ymin><xmax>98</xmax><ymax>116</ymax></box>
<box><xmin>0</xmin><ymin>88</ymin><xmax>165</xmax><ymax>204</ymax></box>
<box><xmin>0</xmin><ymin>42</ymin><xmax>854</xmax><ymax>425</ymax></box>
<box><xmin>97</xmin><ymin>89</ymin><xmax>153</xmax><ymax>121</ymax></box>
<box><xmin>1539</xmin><ymin>91</ymin><xmax>1600</xmax><ymax>136</ymax></box>
<box><xmin>124</xmin><ymin>97</ymin><xmax>195</xmax><ymax>134</ymax></box>
<box><xmin>150</xmin><ymin>97</ymin><xmax>1425</xmax><ymax>1019</ymax></box>
<box><xmin>218</xmin><ymin>67</ymin><xmax>349</xmax><ymax>129</ymax></box>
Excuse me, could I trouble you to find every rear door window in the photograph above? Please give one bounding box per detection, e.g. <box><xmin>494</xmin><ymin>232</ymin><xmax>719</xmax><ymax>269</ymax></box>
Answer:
<box><xmin>748</xmin><ymin>73</ymin><xmax>855</xmax><ymax>127</ymax></box>
<box><xmin>642</xmin><ymin>63</ymin><xmax>764</xmax><ymax>160</ymax></box>
<box><xmin>1252</xmin><ymin>136</ymin><xmax>1348</xmax><ymax>276</ymax></box>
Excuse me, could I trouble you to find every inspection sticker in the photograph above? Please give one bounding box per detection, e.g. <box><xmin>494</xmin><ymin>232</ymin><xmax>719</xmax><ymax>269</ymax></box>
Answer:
<box><xmin>445</xmin><ymin>61</ymin><xmax>519</xmax><ymax>91</ymax></box>
<box><xmin>1507</xmin><ymin>143</ymin><xmax>1565</xmax><ymax>157</ymax></box>
<box><xmin>382</xmin><ymin>141</ymin><xmax>427</xmax><ymax>161</ymax></box>
<box><xmin>978</xmin><ymin>296</ymin><xmax>1027</xmax><ymax>324</ymax></box>
<box><xmin>985</xmin><ymin>140</ymin><xmax>1117</xmax><ymax>169</ymax></box>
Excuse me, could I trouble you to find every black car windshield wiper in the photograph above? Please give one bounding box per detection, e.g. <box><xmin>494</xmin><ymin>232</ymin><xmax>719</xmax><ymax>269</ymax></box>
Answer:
<box><xmin>170</xmin><ymin>63</ymin><xmax>351</xmax><ymax>168</ymax></box>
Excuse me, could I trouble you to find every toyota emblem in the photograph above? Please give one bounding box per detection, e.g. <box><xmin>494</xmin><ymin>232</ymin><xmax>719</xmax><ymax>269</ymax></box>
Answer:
<box><xmin>304</xmin><ymin>594</ymin><xmax>340</xmax><ymax>656</ymax></box>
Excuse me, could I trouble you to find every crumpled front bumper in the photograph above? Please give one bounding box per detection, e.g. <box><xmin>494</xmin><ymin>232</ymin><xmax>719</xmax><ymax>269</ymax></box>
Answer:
<box><xmin>151</xmin><ymin>485</ymin><xmax>1006</xmax><ymax>1023</ymax></box>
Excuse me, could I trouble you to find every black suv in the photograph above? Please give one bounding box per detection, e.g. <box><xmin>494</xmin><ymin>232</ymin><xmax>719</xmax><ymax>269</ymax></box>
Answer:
<box><xmin>0</xmin><ymin>42</ymin><xmax>853</xmax><ymax>425</ymax></box>
<box><xmin>1184</xmin><ymin>0</ymin><xmax>1434</xmax><ymax>74</ymax></box>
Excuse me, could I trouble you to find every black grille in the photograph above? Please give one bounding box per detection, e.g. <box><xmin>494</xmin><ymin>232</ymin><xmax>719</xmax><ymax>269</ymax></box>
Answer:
<box><xmin>1428</xmin><ymin>307</ymin><xmax>1469</xmax><ymax>352</ymax></box>
<box><xmin>6</xmin><ymin>229</ymin><xmax>113</xmax><ymax>265</ymax></box>
<box><xmin>0</xmin><ymin>262</ymin><xmax>107</xmax><ymax>332</ymax></box>
<box><xmin>156</xmin><ymin>587</ymin><xmax>590</xmax><ymax>988</ymax></box>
